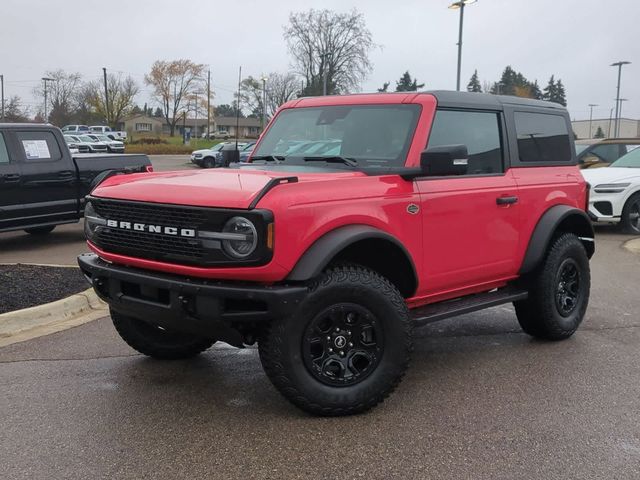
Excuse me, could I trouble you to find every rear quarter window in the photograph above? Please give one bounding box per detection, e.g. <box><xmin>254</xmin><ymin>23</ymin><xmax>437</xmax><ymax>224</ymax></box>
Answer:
<box><xmin>0</xmin><ymin>133</ymin><xmax>10</xmax><ymax>164</ymax></box>
<box><xmin>16</xmin><ymin>131</ymin><xmax>63</xmax><ymax>162</ymax></box>
<box><xmin>514</xmin><ymin>112</ymin><xmax>572</xmax><ymax>163</ymax></box>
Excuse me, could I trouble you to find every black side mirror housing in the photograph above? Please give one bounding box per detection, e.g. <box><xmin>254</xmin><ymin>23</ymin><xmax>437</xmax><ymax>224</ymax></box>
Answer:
<box><xmin>419</xmin><ymin>144</ymin><xmax>469</xmax><ymax>176</ymax></box>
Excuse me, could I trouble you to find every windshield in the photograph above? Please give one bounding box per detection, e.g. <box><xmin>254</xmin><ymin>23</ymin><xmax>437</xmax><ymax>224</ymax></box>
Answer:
<box><xmin>575</xmin><ymin>144</ymin><xmax>590</xmax><ymax>155</ymax></box>
<box><xmin>610</xmin><ymin>147</ymin><xmax>640</xmax><ymax>168</ymax></box>
<box><xmin>79</xmin><ymin>135</ymin><xmax>95</xmax><ymax>142</ymax></box>
<box><xmin>96</xmin><ymin>135</ymin><xmax>112</xmax><ymax>142</ymax></box>
<box><xmin>210</xmin><ymin>143</ymin><xmax>225</xmax><ymax>152</ymax></box>
<box><xmin>253</xmin><ymin>104</ymin><xmax>421</xmax><ymax>168</ymax></box>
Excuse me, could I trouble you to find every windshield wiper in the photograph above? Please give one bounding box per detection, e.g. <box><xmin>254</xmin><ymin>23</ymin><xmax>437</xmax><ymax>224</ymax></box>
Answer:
<box><xmin>303</xmin><ymin>156</ymin><xmax>358</xmax><ymax>167</ymax></box>
<box><xmin>250</xmin><ymin>155</ymin><xmax>285</xmax><ymax>164</ymax></box>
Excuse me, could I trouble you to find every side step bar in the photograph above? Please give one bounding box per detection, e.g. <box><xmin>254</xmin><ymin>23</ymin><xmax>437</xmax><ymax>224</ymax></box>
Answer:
<box><xmin>411</xmin><ymin>288</ymin><xmax>528</xmax><ymax>326</ymax></box>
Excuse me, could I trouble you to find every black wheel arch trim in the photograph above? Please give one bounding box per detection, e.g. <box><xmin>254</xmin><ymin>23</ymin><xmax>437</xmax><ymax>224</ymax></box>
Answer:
<box><xmin>519</xmin><ymin>205</ymin><xmax>595</xmax><ymax>275</ymax></box>
<box><xmin>286</xmin><ymin>224</ymin><xmax>418</xmax><ymax>295</ymax></box>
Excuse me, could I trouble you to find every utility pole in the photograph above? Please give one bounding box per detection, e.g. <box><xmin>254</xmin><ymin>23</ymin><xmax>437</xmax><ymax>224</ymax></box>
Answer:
<box><xmin>611</xmin><ymin>61</ymin><xmax>631</xmax><ymax>139</ymax></box>
<box><xmin>321</xmin><ymin>52</ymin><xmax>330</xmax><ymax>96</ymax></box>
<box><xmin>102</xmin><ymin>67</ymin><xmax>110</xmax><ymax>127</ymax></box>
<box><xmin>1</xmin><ymin>74</ymin><xmax>4</xmax><ymax>122</ymax></box>
<box><xmin>261</xmin><ymin>76</ymin><xmax>268</xmax><ymax>131</ymax></box>
<box><xmin>207</xmin><ymin>69</ymin><xmax>211</xmax><ymax>140</ymax></box>
<box><xmin>588</xmin><ymin>104</ymin><xmax>598</xmax><ymax>139</ymax></box>
<box><xmin>41</xmin><ymin>77</ymin><xmax>54</xmax><ymax>123</ymax></box>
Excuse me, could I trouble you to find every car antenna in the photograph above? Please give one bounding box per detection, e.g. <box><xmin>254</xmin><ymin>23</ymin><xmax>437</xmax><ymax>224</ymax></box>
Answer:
<box><xmin>235</xmin><ymin>65</ymin><xmax>241</xmax><ymax>152</ymax></box>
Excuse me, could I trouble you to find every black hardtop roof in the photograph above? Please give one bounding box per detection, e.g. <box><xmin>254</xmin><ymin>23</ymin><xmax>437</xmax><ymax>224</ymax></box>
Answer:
<box><xmin>426</xmin><ymin>90</ymin><xmax>566</xmax><ymax>111</ymax></box>
<box><xmin>0</xmin><ymin>123</ymin><xmax>60</xmax><ymax>130</ymax></box>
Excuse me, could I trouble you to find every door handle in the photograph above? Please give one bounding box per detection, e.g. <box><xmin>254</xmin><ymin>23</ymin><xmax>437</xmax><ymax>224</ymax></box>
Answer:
<box><xmin>0</xmin><ymin>173</ymin><xmax>21</xmax><ymax>183</ymax></box>
<box><xmin>59</xmin><ymin>170</ymin><xmax>74</xmax><ymax>178</ymax></box>
<box><xmin>496</xmin><ymin>196</ymin><xmax>518</xmax><ymax>205</ymax></box>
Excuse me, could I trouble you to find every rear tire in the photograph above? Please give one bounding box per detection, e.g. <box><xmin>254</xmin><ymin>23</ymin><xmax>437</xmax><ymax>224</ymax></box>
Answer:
<box><xmin>24</xmin><ymin>226</ymin><xmax>55</xmax><ymax>235</ymax></box>
<box><xmin>514</xmin><ymin>233</ymin><xmax>590</xmax><ymax>340</ymax></box>
<box><xmin>111</xmin><ymin>309</ymin><xmax>216</xmax><ymax>359</ymax></box>
<box><xmin>259</xmin><ymin>265</ymin><xmax>412</xmax><ymax>416</ymax></box>
<box><xmin>620</xmin><ymin>193</ymin><xmax>640</xmax><ymax>234</ymax></box>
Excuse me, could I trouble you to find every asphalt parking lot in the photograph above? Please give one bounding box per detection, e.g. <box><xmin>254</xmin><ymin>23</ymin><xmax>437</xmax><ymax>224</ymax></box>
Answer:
<box><xmin>1</xmin><ymin>222</ymin><xmax>639</xmax><ymax>478</ymax></box>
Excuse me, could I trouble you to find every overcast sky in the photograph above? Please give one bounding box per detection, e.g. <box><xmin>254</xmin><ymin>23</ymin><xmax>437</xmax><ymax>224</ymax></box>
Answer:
<box><xmin>2</xmin><ymin>0</ymin><xmax>638</xmax><ymax>120</ymax></box>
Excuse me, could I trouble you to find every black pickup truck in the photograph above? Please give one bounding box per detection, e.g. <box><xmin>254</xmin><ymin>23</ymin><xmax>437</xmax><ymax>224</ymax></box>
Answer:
<box><xmin>0</xmin><ymin>123</ymin><xmax>151</xmax><ymax>235</ymax></box>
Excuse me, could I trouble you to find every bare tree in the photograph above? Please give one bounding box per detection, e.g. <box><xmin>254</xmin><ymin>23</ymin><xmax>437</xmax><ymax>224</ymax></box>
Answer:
<box><xmin>85</xmin><ymin>73</ymin><xmax>139</xmax><ymax>127</ymax></box>
<box><xmin>145</xmin><ymin>60</ymin><xmax>205</xmax><ymax>136</ymax></box>
<box><xmin>33</xmin><ymin>69</ymin><xmax>82</xmax><ymax>125</ymax></box>
<box><xmin>236</xmin><ymin>76</ymin><xmax>264</xmax><ymax>117</ymax></box>
<box><xmin>265</xmin><ymin>72</ymin><xmax>300</xmax><ymax>117</ymax></box>
<box><xmin>284</xmin><ymin>9</ymin><xmax>376</xmax><ymax>96</ymax></box>
<box><xmin>2</xmin><ymin>96</ymin><xmax>30</xmax><ymax>122</ymax></box>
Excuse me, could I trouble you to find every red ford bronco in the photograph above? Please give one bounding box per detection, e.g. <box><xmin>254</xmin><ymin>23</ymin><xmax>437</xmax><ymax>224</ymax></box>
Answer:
<box><xmin>79</xmin><ymin>91</ymin><xmax>594</xmax><ymax>416</ymax></box>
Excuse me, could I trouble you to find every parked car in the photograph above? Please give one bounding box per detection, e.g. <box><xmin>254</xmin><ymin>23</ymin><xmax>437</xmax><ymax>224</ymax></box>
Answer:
<box><xmin>576</xmin><ymin>138</ymin><xmax>640</xmax><ymax>169</ymax></box>
<box><xmin>89</xmin><ymin>126</ymin><xmax>127</xmax><ymax>142</ymax></box>
<box><xmin>201</xmin><ymin>130</ymin><xmax>231</xmax><ymax>140</ymax></box>
<box><xmin>190</xmin><ymin>142</ymin><xmax>247</xmax><ymax>168</ymax></box>
<box><xmin>239</xmin><ymin>141</ymin><xmax>256</xmax><ymax>162</ymax></box>
<box><xmin>582</xmin><ymin>146</ymin><xmax>640</xmax><ymax>233</ymax></box>
<box><xmin>86</xmin><ymin>134</ymin><xmax>125</xmax><ymax>153</ymax></box>
<box><xmin>64</xmin><ymin>134</ymin><xmax>108</xmax><ymax>153</ymax></box>
<box><xmin>0</xmin><ymin>124</ymin><xmax>151</xmax><ymax>235</ymax></box>
<box><xmin>61</xmin><ymin>125</ymin><xmax>89</xmax><ymax>134</ymax></box>
<box><xmin>79</xmin><ymin>91</ymin><xmax>594</xmax><ymax>416</ymax></box>
<box><xmin>63</xmin><ymin>135</ymin><xmax>89</xmax><ymax>154</ymax></box>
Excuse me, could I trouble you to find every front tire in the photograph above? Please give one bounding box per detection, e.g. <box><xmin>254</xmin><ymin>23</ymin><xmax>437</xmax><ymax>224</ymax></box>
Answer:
<box><xmin>514</xmin><ymin>233</ymin><xmax>590</xmax><ymax>340</ymax></box>
<box><xmin>111</xmin><ymin>309</ymin><xmax>216</xmax><ymax>359</ymax></box>
<box><xmin>259</xmin><ymin>266</ymin><xmax>412</xmax><ymax>416</ymax></box>
<box><xmin>24</xmin><ymin>225</ymin><xmax>55</xmax><ymax>235</ymax></box>
<box><xmin>620</xmin><ymin>193</ymin><xmax>640</xmax><ymax>234</ymax></box>
<box><xmin>202</xmin><ymin>157</ymin><xmax>215</xmax><ymax>168</ymax></box>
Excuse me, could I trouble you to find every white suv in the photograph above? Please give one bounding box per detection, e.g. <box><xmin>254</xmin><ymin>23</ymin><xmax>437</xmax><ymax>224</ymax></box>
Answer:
<box><xmin>582</xmin><ymin>148</ymin><xmax>640</xmax><ymax>233</ymax></box>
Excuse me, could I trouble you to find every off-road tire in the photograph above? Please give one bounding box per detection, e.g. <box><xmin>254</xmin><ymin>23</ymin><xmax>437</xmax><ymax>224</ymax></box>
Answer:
<box><xmin>24</xmin><ymin>225</ymin><xmax>55</xmax><ymax>235</ymax></box>
<box><xmin>258</xmin><ymin>265</ymin><xmax>413</xmax><ymax>416</ymax></box>
<box><xmin>514</xmin><ymin>233</ymin><xmax>590</xmax><ymax>340</ymax></box>
<box><xmin>202</xmin><ymin>157</ymin><xmax>215</xmax><ymax>169</ymax></box>
<box><xmin>620</xmin><ymin>193</ymin><xmax>640</xmax><ymax>234</ymax></box>
<box><xmin>111</xmin><ymin>309</ymin><xmax>215</xmax><ymax>359</ymax></box>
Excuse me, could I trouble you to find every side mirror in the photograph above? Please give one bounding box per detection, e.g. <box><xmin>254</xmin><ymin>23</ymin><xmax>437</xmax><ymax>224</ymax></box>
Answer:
<box><xmin>420</xmin><ymin>144</ymin><xmax>469</xmax><ymax>176</ymax></box>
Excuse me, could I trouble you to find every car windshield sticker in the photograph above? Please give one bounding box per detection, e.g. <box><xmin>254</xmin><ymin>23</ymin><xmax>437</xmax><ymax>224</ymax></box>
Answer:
<box><xmin>22</xmin><ymin>140</ymin><xmax>51</xmax><ymax>160</ymax></box>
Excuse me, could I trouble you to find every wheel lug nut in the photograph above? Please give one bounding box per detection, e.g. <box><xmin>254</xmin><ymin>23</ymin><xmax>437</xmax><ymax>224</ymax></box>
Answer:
<box><xmin>326</xmin><ymin>336</ymin><xmax>331</xmax><ymax>341</ymax></box>
<box><xmin>335</xmin><ymin>327</ymin><xmax>340</xmax><ymax>332</ymax></box>
<box><xmin>348</xmin><ymin>342</ymin><xmax>353</xmax><ymax>347</ymax></box>
<box><xmin>328</xmin><ymin>348</ymin><xmax>333</xmax><ymax>353</ymax></box>
<box><xmin>347</xmin><ymin>330</ymin><xmax>351</xmax><ymax>335</ymax></box>
<box><xmin>339</xmin><ymin>351</ymin><xmax>344</xmax><ymax>356</ymax></box>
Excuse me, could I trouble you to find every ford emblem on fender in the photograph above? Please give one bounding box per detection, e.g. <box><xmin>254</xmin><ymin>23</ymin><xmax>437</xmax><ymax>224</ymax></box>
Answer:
<box><xmin>407</xmin><ymin>204</ymin><xmax>420</xmax><ymax>215</ymax></box>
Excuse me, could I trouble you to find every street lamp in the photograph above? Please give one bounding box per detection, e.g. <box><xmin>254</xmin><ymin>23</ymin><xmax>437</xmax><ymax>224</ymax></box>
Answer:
<box><xmin>41</xmin><ymin>77</ymin><xmax>54</xmax><ymax>122</ymax></box>
<box><xmin>618</xmin><ymin>99</ymin><xmax>629</xmax><ymax>135</ymax></box>
<box><xmin>588</xmin><ymin>104</ymin><xmax>598</xmax><ymax>138</ymax></box>
<box><xmin>261</xmin><ymin>75</ymin><xmax>268</xmax><ymax>131</ymax></box>
<box><xmin>449</xmin><ymin>0</ymin><xmax>477</xmax><ymax>91</ymax></box>
<box><xmin>611</xmin><ymin>61</ymin><xmax>631</xmax><ymax>138</ymax></box>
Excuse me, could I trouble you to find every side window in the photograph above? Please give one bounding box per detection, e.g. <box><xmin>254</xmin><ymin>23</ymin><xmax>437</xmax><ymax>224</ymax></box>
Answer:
<box><xmin>427</xmin><ymin>110</ymin><xmax>503</xmax><ymax>175</ymax></box>
<box><xmin>514</xmin><ymin>112</ymin><xmax>571</xmax><ymax>163</ymax></box>
<box><xmin>589</xmin><ymin>144</ymin><xmax>624</xmax><ymax>163</ymax></box>
<box><xmin>15</xmin><ymin>131</ymin><xmax>63</xmax><ymax>162</ymax></box>
<box><xmin>624</xmin><ymin>144</ymin><xmax>640</xmax><ymax>154</ymax></box>
<box><xmin>0</xmin><ymin>133</ymin><xmax>10</xmax><ymax>164</ymax></box>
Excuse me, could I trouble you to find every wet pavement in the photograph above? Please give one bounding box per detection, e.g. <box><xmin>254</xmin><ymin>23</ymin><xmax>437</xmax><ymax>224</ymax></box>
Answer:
<box><xmin>1</xmin><ymin>231</ymin><xmax>639</xmax><ymax>479</ymax></box>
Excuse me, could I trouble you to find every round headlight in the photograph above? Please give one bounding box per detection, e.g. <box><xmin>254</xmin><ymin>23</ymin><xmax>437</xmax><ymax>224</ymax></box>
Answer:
<box><xmin>221</xmin><ymin>216</ymin><xmax>258</xmax><ymax>259</ymax></box>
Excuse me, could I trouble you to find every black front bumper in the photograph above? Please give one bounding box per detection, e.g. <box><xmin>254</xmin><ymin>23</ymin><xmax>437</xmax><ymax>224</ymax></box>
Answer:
<box><xmin>78</xmin><ymin>253</ymin><xmax>307</xmax><ymax>345</ymax></box>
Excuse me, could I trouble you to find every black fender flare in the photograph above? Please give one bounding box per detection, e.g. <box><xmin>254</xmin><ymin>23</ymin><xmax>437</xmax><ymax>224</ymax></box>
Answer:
<box><xmin>287</xmin><ymin>225</ymin><xmax>418</xmax><ymax>287</ymax></box>
<box><xmin>519</xmin><ymin>205</ymin><xmax>595</xmax><ymax>274</ymax></box>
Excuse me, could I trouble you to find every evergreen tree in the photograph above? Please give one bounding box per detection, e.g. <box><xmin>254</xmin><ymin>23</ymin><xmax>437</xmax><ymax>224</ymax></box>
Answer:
<box><xmin>395</xmin><ymin>71</ymin><xmax>424</xmax><ymax>92</ymax></box>
<box><xmin>467</xmin><ymin>70</ymin><xmax>482</xmax><ymax>92</ymax></box>
<box><xmin>378</xmin><ymin>82</ymin><xmax>390</xmax><ymax>93</ymax></box>
<box><xmin>543</xmin><ymin>75</ymin><xmax>557</xmax><ymax>103</ymax></box>
<box><xmin>130</xmin><ymin>104</ymin><xmax>143</xmax><ymax>115</ymax></box>
<box><xmin>153</xmin><ymin>107</ymin><xmax>163</xmax><ymax>118</ymax></box>
<box><xmin>529</xmin><ymin>80</ymin><xmax>543</xmax><ymax>100</ymax></box>
<box><xmin>594</xmin><ymin>126</ymin><xmax>605</xmax><ymax>138</ymax></box>
<box><xmin>554</xmin><ymin>79</ymin><xmax>567</xmax><ymax>106</ymax></box>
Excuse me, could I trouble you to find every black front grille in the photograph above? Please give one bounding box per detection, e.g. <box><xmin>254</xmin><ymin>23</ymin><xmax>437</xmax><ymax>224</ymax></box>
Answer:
<box><xmin>88</xmin><ymin>197</ymin><xmax>273</xmax><ymax>267</ymax></box>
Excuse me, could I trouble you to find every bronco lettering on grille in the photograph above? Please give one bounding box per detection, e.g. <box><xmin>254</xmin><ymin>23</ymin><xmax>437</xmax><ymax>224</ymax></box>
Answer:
<box><xmin>106</xmin><ymin>219</ymin><xmax>196</xmax><ymax>238</ymax></box>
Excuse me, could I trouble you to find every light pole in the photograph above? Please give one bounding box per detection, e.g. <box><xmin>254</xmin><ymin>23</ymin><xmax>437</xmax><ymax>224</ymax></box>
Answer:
<box><xmin>41</xmin><ymin>77</ymin><xmax>54</xmax><ymax>123</ymax></box>
<box><xmin>618</xmin><ymin>99</ymin><xmax>628</xmax><ymax>136</ymax></box>
<box><xmin>1</xmin><ymin>74</ymin><xmax>4</xmax><ymax>122</ymax></box>
<box><xmin>449</xmin><ymin>0</ymin><xmax>477</xmax><ymax>91</ymax></box>
<box><xmin>611</xmin><ymin>61</ymin><xmax>631</xmax><ymax>139</ymax></box>
<box><xmin>261</xmin><ymin>76</ymin><xmax>268</xmax><ymax>131</ymax></box>
<box><xmin>588</xmin><ymin>103</ymin><xmax>598</xmax><ymax>138</ymax></box>
<box><xmin>320</xmin><ymin>52</ymin><xmax>330</xmax><ymax>96</ymax></box>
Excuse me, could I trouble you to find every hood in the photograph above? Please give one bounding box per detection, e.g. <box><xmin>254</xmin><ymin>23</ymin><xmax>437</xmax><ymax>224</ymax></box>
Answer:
<box><xmin>91</xmin><ymin>168</ymin><xmax>362</xmax><ymax>209</ymax></box>
<box><xmin>191</xmin><ymin>149</ymin><xmax>214</xmax><ymax>155</ymax></box>
<box><xmin>581</xmin><ymin>167</ymin><xmax>640</xmax><ymax>185</ymax></box>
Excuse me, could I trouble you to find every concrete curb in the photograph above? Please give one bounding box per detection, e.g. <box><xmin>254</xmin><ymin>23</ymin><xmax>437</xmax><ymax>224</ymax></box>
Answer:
<box><xmin>0</xmin><ymin>287</ymin><xmax>107</xmax><ymax>347</ymax></box>
<box><xmin>624</xmin><ymin>238</ymin><xmax>640</xmax><ymax>255</ymax></box>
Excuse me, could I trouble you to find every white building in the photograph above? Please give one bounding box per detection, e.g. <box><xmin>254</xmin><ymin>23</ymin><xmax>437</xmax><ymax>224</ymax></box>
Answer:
<box><xmin>572</xmin><ymin>118</ymin><xmax>640</xmax><ymax>139</ymax></box>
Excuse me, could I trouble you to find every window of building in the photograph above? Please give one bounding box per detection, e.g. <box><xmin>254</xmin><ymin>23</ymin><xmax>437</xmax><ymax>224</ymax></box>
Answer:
<box><xmin>514</xmin><ymin>112</ymin><xmax>571</xmax><ymax>163</ymax></box>
<box><xmin>0</xmin><ymin>133</ymin><xmax>9</xmax><ymax>164</ymax></box>
<box><xmin>135</xmin><ymin>123</ymin><xmax>152</xmax><ymax>132</ymax></box>
<box><xmin>427</xmin><ymin>109</ymin><xmax>503</xmax><ymax>175</ymax></box>
<box><xmin>15</xmin><ymin>131</ymin><xmax>62</xmax><ymax>162</ymax></box>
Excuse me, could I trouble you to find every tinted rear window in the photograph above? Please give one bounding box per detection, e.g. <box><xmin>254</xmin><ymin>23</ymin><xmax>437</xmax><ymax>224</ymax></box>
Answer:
<box><xmin>514</xmin><ymin>112</ymin><xmax>572</xmax><ymax>163</ymax></box>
